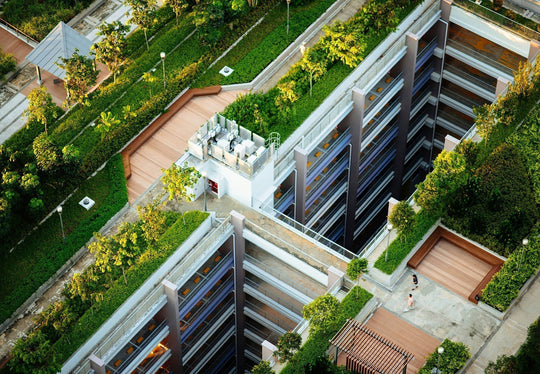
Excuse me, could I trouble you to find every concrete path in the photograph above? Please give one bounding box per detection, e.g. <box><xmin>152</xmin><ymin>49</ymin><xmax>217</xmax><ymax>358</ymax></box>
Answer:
<box><xmin>466</xmin><ymin>274</ymin><xmax>540</xmax><ymax>373</ymax></box>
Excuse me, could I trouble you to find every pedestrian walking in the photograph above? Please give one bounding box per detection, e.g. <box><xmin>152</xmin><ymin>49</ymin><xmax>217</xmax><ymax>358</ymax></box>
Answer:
<box><xmin>412</xmin><ymin>274</ymin><xmax>418</xmax><ymax>290</ymax></box>
<box><xmin>404</xmin><ymin>294</ymin><xmax>414</xmax><ymax>312</ymax></box>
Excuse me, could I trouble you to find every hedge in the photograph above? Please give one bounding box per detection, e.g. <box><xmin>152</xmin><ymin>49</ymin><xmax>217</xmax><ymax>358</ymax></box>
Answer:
<box><xmin>418</xmin><ymin>339</ymin><xmax>470</xmax><ymax>374</ymax></box>
<box><xmin>0</xmin><ymin>47</ymin><xmax>17</xmax><ymax>80</ymax></box>
<box><xmin>51</xmin><ymin>211</ymin><xmax>209</xmax><ymax>364</ymax></box>
<box><xmin>0</xmin><ymin>154</ymin><xmax>128</xmax><ymax>323</ymax></box>
<box><xmin>481</xmin><ymin>224</ymin><xmax>540</xmax><ymax>311</ymax></box>
<box><xmin>374</xmin><ymin>210</ymin><xmax>438</xmax><ymax>274</ymax></box>
<box><xmin>281</xmin><ymin>286</ymin><xmax>373</xmax><ymax>373</ymax></box>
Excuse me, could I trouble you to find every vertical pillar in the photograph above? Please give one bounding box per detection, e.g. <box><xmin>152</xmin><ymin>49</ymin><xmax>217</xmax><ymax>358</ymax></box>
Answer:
<box><xmin>294</xmin><ymin>147</ymin><xmax>308</xmax><ymax>224</ymax></box>
<box><xmin>443</xmin><ymin>134</ymin><xmax>460</xmax><ymax>151</ymax></box>
<box><xmin>343</xmin><ymin>87</ymin><xmax>366</xmax><ymax>248</ymax></box>
<box><xmin>261</xmin><ymin>340</ymin><xmax>277</xmax><ymax>361</ymax></box>
<box><xmin>528</xmin><ymin>40</ymin><xmax>540</xmax><ymax>61</ymax></box>
<box><xmin>392</xmin><ymin>32</ymin><xmax>419</xmax><ymax>197</ymax></box>
<box><xmin>162</xmin><ymin>279</ymin><xmax>183</xmax><ymax>373</ymax></box>
<box><xmin>495</xmin><ymin>77</ymin><xmax>511</xmax><ymax>97</ymax></box>
<box><xmin>35</xmin><ymin>66</ymin><xmax>42</xmax><ymax>85</ymax></box>
<box><xmin>231</xmin><ymin>211</ymin><xmax>246</xmax><ymax>374</ymax></box>
<box><xmin>441</xmin><ymin>0</ymin><xmax>453</xmax><ymax>22</ymax></box>
<box><xmin>387</xmin><ymin>197</ymin><xmax>399</xmax><ymax>219</ymax></box>
<box><xmin>327</xmin><ymin>266</ymin><xmax>345</xmax><ymax>291</ymax></box>
<box><xmin>88</xmin><ymin>354</ymin><xmax>106</xmax><ymax>374</ymax></box>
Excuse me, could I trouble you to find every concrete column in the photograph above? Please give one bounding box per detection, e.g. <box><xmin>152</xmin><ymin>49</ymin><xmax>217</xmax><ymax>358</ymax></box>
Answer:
<box><xmin>495</xmin><ymin>77</ymin><xmax>511</xmax><ymax>97</ymax></box>
<box><xmin>294</xmin><ymin>147</ymin><xmax>308</xmax><ymax>224</ymax></box>
<box><xmin>528</xmin><ymin>40</ymin><xmax>540</xmax><ymax>61</ymax></box>
<box><xmin>35</xmin><ymin>66</ymin><xmax>42</xmax><ymax>85</ymax></box>
<box><xmin>343</xmin><ymin>87</ymin><xmax>366</xmax><ymax>248</ymax></box>
<box><xmin>387</xmin><ymin>197</ymin><xmax>399</xmax><ymax>218</ymax></box>
<box><xmin>261</xmin><ymin>340</ymin><xmax>278</xmax><ymax>361</ymax></box>
<box><xmin>327</xmin><ymin>266</ymin><xmax>345</xmax><ymax>291</ymax></box>
<box><xmin>392</xmin><ymin>32</ymin><xmax>419</xmax><ymax>198</ymax></box>
<box><xmin>231</xmin><ymin>210</ymin><xmax>246</xmax><ymax>373</ymax></box>
<box><xmin>162</xmin><ymin>279</ymin><xmax>183</xmax><ymax>373</ymax></box>
<box><xmin>88</xmin><ymin>354</ymin><xmax>106</xmax><ymax>374</ymax></box>
<box><xmin>441</xmin><ymin>0</ymin><xmax>453</xmax><ymax>22</ymax></box>
<box><xmin>444</xmin><ymin>134</ymin><xmax>460</xmax><ymax>151</ymax></box>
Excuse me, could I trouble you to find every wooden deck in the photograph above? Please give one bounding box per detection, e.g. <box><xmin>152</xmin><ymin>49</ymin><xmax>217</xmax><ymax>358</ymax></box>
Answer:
<box><xmin>0</xmin><ymin>28</ymin><xmax>32</xmax><ymax>65</ymax></box>
<box><xmin>363</xmin><ymin>308</ymin><xmax>441</xmax><ymax>374</ymax></box>
<box><xmin>127</xmin><ymin>90</ymin><xmax>243</xmax><ymax>202</ymax></box>
<box><xmin>416</xmin><ymin>238</ymin><xmax>492</xmax><ymax>300</ymax></box>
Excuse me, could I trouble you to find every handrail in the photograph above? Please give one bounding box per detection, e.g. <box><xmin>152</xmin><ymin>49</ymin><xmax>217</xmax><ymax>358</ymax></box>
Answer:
<box><xmin>245</xmin><ymin>277</ymin><xmax>303</xmax><ymax>316</ymax></box>
<box><xmin>452</xmin><ymin>0</ymin><xmax>540</xmax><ymax>41</ymax></box>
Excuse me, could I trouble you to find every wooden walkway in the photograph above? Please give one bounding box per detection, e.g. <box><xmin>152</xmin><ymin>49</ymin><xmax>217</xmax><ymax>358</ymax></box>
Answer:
<box><xmin>364</xmin><ymin>308</ymin><xmax>441</xmax><ymax>374</ymax></box>
<box><xmin>416</xmin><ymin>238</ymin><xmax>492</xmax><ymax>300</ymax></box>
<box><xmin>127</xmin><ymin>90</ymin><xmax>243</xmax><ymax>202</ymax></box>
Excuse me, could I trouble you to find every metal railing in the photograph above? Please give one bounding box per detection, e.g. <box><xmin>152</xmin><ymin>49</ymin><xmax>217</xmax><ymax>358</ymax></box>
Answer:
<box><xmin>244</xmin><ymin>300</ymin><xmax>296</xmax><ymax>331</ymax></box>
<box><xmin>444</xmin><ymin>63</ymin><xmax>496</xmax><ymax>94</ymax></box>
<box><xmin>364</xmin><ymin>72</ymin><xmax>404</xmax><ymax>118</ymax></box>
<box><xmin>452</xmin><ymin>0</ymin><xmax>540</xmax><ymax>41</ymax></box>
<box><xmin>0</xmin><ymin>17</ymin><xmax>38</xmax><ymax>46</ymax></box>
<box><xmin>245</xmin><ymin>278</ymin><xmax>303</xmax><ymax>316</ymax></box>
<box><xmin>446</xmin><ymin>39</ymin><xmax>515</xmax><ymax>77</ymax></box>
<box><xmin>168</xmin><ymin>217</ymin><xmax>232</xmax><ymax>287</ymax></box>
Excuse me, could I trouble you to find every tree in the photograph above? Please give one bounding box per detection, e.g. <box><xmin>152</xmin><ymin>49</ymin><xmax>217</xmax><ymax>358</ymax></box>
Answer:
<box><xmin>124</xmin><ymin>0</ymin><xmax>157</xmax><ymax>51</ymax></box>
<box><xmin>251</xmin><ymin>360</ymin><xmax>275</xmax><ymax>374</ymax></box>
<box><xmin>57</xmin><ymin>49</ymin><xmax>98</xmax><ymax>108</ymax></box>
<box><xmin>321</xmin><ymin>21</ymin><xmax>366</xmax><ymax>68</ymax></box>
<box><xmin>300</xmin><ymin>46</ymin><xmax>328</xmax><ymax>97</ymax></box>
<box><xmin>389</xmin><ymin>200</ymin><xmax>415</xmax><ymax>239</ymax></box>
<box><xmin>22</xmin><ymin>86</ymin><xmax>59</xmax><ymax>135</ymax></box>
<box><xmin>274</xmin><ymin>331</ymin><xmax>302</xmax><ymax>363</ymax></box>
<box><xmin>165</xmin><ymin>0</ymin><xmax>189</xmax><ymax>26</ymax></box>
<box><xmin>346</xmin><ymin>258</ymin><xmax>368</xmax><ymax>298</ymax></box>
<box><xmin>142</xmin><ymin>71</ymin><xmax>158</xmax><ymax>97</ymax></box>
<box><xmin>92</xmin><ymin>21</ymin><xmax>130</xmax><ymax>83</ymax></box>
<box><xmin>414</xmin><ymin>150</ymin><xmax>468</xmax><ymax>215</ymax></box>
<box><xmin>302</xmin><ymin>294</ymin><xmax>341</xmax><ymax>334</ymax></box>
<box><xmin>191</xmin><ymin>0</ymin><xmax>225</xmax><ymax>45</ymax></box>
<box><xmin>96</xmin><ymin>111</ymin><xmax>121</xmax><ymax>140</ymax></box>
<box><xmin>8</xmin><ymin>330</ymin><xmax>60</xmax><ymax>373</ymax></box>
<box><xmin>161</xmin><ymin>162</ymin><xmax>200</xmax><ymax>224</ymax></box>
<box><xmin>138</xmin><ymin>198</ymin><xmax>167</xmax><ymax>244</ymax></box>
<box><xmin>32</xmin><ymin>133</ymin><xmax>61</xmax><ymax>175</ymax></box>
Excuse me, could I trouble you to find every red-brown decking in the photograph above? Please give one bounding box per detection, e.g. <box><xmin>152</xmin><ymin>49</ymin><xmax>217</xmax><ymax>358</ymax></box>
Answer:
<box><xmin>124</xmin><ymin>88</ymin><xmax>244</xmax><ymax>202</ymax></box>
<box><xmin>408</xmin><ymin>226</ymin><xmax>504</xmax><ymax>303</ymax></box>
<box><xmin>0</xmin><ymin>28</ymin><xmax>33</xmax><ymax>65</ymax></box>
<box><xmin>363</xmin><ymin>308</ymin><xmax>441</xmax><ymax>374</ymax></box>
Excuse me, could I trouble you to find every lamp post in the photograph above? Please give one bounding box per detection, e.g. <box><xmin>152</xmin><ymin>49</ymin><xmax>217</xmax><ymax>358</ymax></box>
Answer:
<box><xmin>286</xmin><ymin>0</ymin><xmax>291</xmax><ymax>35</ymax></box>
<box><xmin>57</xmin><ymin>205</ymin><xmax>65</xmax><ymax>241</ymax></box>
<box><xmin>201</xmin><ymin>171</ymin><xmax>207</xmax><ymax>212</ymax></box>
<box><xmin>431</xmin><ymin>346</ymin><xmax>444</xmax><ymax>374</ymax></box>
<box><xmin>519</xmin><ymin>238</ymin><xmax>528</xmax><ymax>272</ymax></box>
<box><xmin>384</xmin><ymin>223</ymin><xmax>393</xmax><ymax>262</ymax></box>
<box><xmin>160</xmin><ymin>52</ymin><xmax>166</xmax><ymax>89</ymax></box>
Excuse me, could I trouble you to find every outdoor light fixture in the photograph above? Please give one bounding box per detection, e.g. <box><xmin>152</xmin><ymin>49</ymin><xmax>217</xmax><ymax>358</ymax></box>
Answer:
<box><xmin>519</xmin><ymin>238</ymin><xmax>529</xmax><ymax>272</ymax></box>
<box><xmin>160</xmin><ymin>52</ymin><xmax>166</xmax><ymax>89</ymax></box>
<box><xmin>57</xmin><ymin>205</ymin><xmax>65</xmax><ymax>241</ymax></box>
<box><xmin>286</xmin><ymin>0</ymin><xmax>291</xmax><ymax>35</ymax></box>
<box><xmin>430</xmin><ymin>346</ymin><xmax>444</xmax><ymax>374</ymax></box>
<box><xmin>384</xmin><ymin>223</ymin><xmax>393</xmax><ymax>262</ymax></box>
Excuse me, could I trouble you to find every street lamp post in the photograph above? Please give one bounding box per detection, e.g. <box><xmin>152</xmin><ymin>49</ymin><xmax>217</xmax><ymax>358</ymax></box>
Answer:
<box><xmin>160</xmin><ymin>52</ymin><xmax>166</xmax><ymax>89</ymax></box>
<box><xmin>431</xmin><ymin>346</ymin><xmax>444</xmax><ymax>374</ymax></box>
<box><xmin>519</xmin><ymin>238</ymin><xmax>529</xmax><ymax>272</ymax></box>
<box><xmin>384</xmin><ymin>223</ymin><xmax>393</xmax><ymax>262</ymax></box>
<box><xmin>286</xmin><ymin>0</ymin><xmax>291</xmax><ymax>35</ymax></box>
<box><xmin>201</xmin><ymin>171</ymin><xmax>207</xmax><ymax>212</ymax></box>
<box><xmin>57</xmin><ymin>205</ymin><xmax>65</xmax><ymax>241</ymax></box>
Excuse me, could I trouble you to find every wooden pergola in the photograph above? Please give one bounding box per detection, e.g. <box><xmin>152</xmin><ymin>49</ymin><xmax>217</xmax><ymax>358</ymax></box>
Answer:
<box><xmin>330</xmin><ymin>319</ymin><xmax>414</xmax><ymax>374</ymax></box>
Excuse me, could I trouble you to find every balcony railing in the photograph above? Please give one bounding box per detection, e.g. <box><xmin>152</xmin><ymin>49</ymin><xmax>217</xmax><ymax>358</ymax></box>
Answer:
<box><xmin>245</xmin><ymin>277</ymin><xmax>304</xmax><ymax>317</ymax></box>
<box><xmin>446</xmin><ymin>39</ymin><xmax>514</xmax><ymax>77</ymax></box>
<box><xmin>452</xmin><ymin>0</ymin><xmax>540</xmax><ymax>41</ymax></box>
<box><xmin>443</xmin><ymin>63</ymin><xmax>496</xmax><ymax>95</ymax></box>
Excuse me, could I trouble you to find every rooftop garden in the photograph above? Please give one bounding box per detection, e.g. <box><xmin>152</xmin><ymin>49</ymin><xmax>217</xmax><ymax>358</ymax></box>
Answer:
<box><xmin>374</xmin><ymin>59</ymin><xmax>540</xmax><ymax>311</ymax></box>
<box><xmin>0</xmin><ymin>47</ymin><xmax>16</xmax><ymax>81</ymax></box>
<box><xmin>0</xmin><ymin>0</ymin><xmax>339</xmax><ymax>326</ymax></box>
<box><xmin>222</xmin><ymin>0</ymin><xmax>423</xmax><ymax>141</ymax></box>
<box><xmin>4</xmin><ymin>205</ymin><xmax>208</xmax><ymax>373</ymax></box>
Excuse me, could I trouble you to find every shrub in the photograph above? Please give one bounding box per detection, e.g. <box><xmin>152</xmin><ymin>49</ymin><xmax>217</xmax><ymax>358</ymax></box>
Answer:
<box><xmin>389</xmin><ymin>200</ymin><xmax>415</xmax><ymax>238</ymax></box>
<box><xmin>283</xmin><ymin>287</ymin><xmax>372</xmax><ymax>373</ymax></box>
<box><xmin>481</xmin><ymin>226</ymin><xmax>540</xmax><ymax>311</ymax></box>
<box><xmin>0</xmin><ymin>47</ymin><xmax>17</xmax><ymax>80</ymax></box>
<box><xmin>374</xmin><ymin>210</ymin><xmax>438</xmax><ymax>274</ymax></box>
<box><xmin>418</xmin><ymin>339</ymin><xmax>470</xmax><ymax>374</ymax></box>
<box><xmin>275</xmin><ymin>332</ymin><xmax>302</xmax><ymax>363</ymax></box>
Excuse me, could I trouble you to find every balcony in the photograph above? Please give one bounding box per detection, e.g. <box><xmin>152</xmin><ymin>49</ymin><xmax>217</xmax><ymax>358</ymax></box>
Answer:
<box><xmin>244</xmin><ymin>299</ymin><xmax>297</xmax><ymax>333</ymax></box>
<box><xmin>354</xmin><ymin>191</ymin><xmax>394</xmax><ymax>238</ymax></box>
<box><xmin>310</xmin><ymin>201</ymin><xmax>346</xmax><ymax>239</ymax></box>
<box><xmin>364</xmin><ymin>72</ymin><xmax>404</xmax><ymax>120</ymax></box>
<box><xmin>443</xmin><ymin>63</ymin><xmax>496</xmax><ymax>101</ymax></box>
<box><xmin>274</xmin><ymin>186</ymin><xmax>294</xmax><ymax>214</ymax></box>
<box><xmin>404</xmin><ymin>134</ymin><xmax>427</xmax><ymax>164</ymax></box>
<box><xmin>412</xmin><ymin>61</ymin><xmax>435</xmax><ymax>96</ymax></box>
<box><xmin>306</xmin><ymin>153</ymin><xmax>349</xmax><ymax>210</ymax></box>
<box><xmin>183</xmin><ymin>324</ymin><xmax>235</xmax><ymax>374</ymax></box>
<box><xmin>356</xmin><ymin>172</ymin><xmax>394</xmax><ymax>220</ymax></box>
<box><xmin>362</xmin><ymin>98</ymin><xmax>401</xmax><ymax>148</ymax></box>
<box><xmin>439</xmin><ymin>85</ymin><xmax>485</xmax><ymax>117</ymax></box>
<box><xmin>105</xmin><ymin>320</ymin><xmax>169</xmax><ymax>374</ymax></box>
<box><xmin>305</xmin><ymin>176</ymin><xmax>347</xmax><ymax>226</ymax></box>
<box><xmin>357</xmin><ymin>147</ymin><xmax>396</xmax><ymax>198</ymax></box>
<box><xmin>409</xmin><ymin>87</ymin><xmax>433</xmax><ymax>119</ymax></box>
<box><xmin>416</xmin><ymin>37</ymin><xmax>438</xmax><ymax>72</ymax></box>
<box><xmin>245</xmin><ymin>318</ymin><xmax>281</xmax><ymax>345</ymax></box>
<box><xmin>359</xmin><ymin>124</ymin><xmax>398</xmax><ymax>173</ymax></box>
<box><xmin>407</xmin><ymin>112</ymin><xmax>430</xmax><ymax>142</ymax></box>
<box><xmin>131</xmin><ymin>343</ymin><xmax>171</xmax><ymax>374</ymax></box>
<box><xmin>306</xmin><ymin>128</ymin><xmax>351</xmax><ymax>185</ymax></box>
